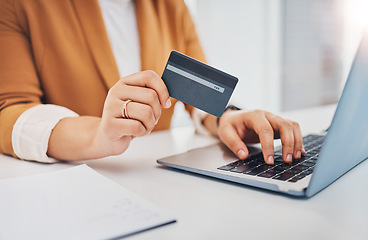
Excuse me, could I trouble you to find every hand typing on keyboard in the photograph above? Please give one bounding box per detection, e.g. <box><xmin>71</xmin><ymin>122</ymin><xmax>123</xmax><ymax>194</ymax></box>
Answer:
<box><xmin>218</xmin><ymin>134</ymin><xmax>324</xmax><ymax>182</ymax></box>
<box><xmin>214</xmin><ymin>110</ymin><xmax>306</xmax><ymax>165</ymax></box>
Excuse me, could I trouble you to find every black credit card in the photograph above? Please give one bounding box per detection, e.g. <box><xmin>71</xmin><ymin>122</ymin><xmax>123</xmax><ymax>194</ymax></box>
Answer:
<box><xmin>162</xmin><ymin>51</ymin><xmax>238</xmax><ymax>117</ymax></box>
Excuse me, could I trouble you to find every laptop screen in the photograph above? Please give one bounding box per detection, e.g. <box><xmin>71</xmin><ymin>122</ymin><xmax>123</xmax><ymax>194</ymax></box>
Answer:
<box><xmin>307</xmin><ymin>28</ymin><xmax>368</xmax><ymax>197</ymax></box>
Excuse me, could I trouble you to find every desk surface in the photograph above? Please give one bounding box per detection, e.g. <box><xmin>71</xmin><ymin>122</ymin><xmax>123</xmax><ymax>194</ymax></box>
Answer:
<box><xmin>1</xmin><ymin>104</ymin><xmax>367</xmax><ymax>240</ymax></box>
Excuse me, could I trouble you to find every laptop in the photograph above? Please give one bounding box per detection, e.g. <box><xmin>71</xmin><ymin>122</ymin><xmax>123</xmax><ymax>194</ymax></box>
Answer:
<box><xmin>157</xmin><ymin>30</ymin><xmax>368</xmax><ymax>197</ymax></box>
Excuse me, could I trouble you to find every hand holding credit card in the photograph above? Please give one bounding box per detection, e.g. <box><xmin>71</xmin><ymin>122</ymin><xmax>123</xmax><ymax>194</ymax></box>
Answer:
<box><xmin>162</xmin><ymin>51</ymin><xmax>238</xmax><ymax>117</ymax></box>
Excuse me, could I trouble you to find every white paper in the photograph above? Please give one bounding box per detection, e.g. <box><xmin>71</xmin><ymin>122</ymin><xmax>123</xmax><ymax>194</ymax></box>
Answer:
<box><xmin>0</xmin><ymin>165</ymin><xmax>175</xmax><ymax>240</ymax></box>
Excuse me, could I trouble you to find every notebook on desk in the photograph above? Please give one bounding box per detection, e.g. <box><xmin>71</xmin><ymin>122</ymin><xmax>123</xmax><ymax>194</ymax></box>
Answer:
<box><xmin>157</xmin><ymin>30</ymin><xmax>368</xmax><ymax>197</ymax></box>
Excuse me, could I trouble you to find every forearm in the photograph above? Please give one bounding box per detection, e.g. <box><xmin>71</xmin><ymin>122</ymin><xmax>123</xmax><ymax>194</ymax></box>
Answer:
<box><xmin>47</xmin><ymin>71</ymin><xmax>171</xmax><ymax>162</ymax></box>
<box><xmin>47</xmin><ymin>116</ymin><xmax>104</xmax><ymax>161</ymax></box>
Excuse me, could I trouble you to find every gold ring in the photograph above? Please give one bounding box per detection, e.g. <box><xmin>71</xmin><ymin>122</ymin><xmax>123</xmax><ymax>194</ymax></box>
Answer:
<box><xmin>122</xmin><ymin>100</ymin><xmax>132</xmax><ymax>119</ymax></box>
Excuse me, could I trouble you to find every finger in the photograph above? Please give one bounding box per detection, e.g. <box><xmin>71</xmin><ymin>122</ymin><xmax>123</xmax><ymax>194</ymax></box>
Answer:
<box><xmin>114</xmin><ymin>86</ymin><xmax>162</xmax><ymax>121</ymax></box>
<box><xmin>246</xmin><ymin>113</ymin><xmax>275</xmax><ymax>165</ymax></box>
<box><xmin>290</xmin><ymin>121</ymin><xmax>305</xmax><ymax>158</ymax></box>
<box><xmin>265</xmin><ymin>113</ymin><xmax>294</xmax><ymax>163</ymax></box>
<box><xmin>104</xmin><ymin>95</ymin><xmax>158</xmax><ymax>132</ymax></box>
<box><xmin>112</xmin><ymin>118</ymin><xmax>147</xmax><ymax>137</ymax></box>
<box><xmin>219</xmin><ymin>125</ymin><xmax>249</xmax><ymax>160</ymax></box>
<box><xmin>123</xmin><ymin>101</ymin><xmax>156</xmax><ymax>132</ymax></box>
<box><xmin>102</xmin><ymin>117</ymin><xmax>147</xmax><ymax>139</ymax></box>
<box><xmin>122</xmin><ymin>70</ymin><xmax>171</xmax><ymax>108</ymax></box>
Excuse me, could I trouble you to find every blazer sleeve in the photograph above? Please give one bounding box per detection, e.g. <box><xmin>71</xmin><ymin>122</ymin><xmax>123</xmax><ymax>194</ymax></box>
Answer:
<box><xmin>0</xmin><ymin>0</ymin><xmax>43</xmax><ymax>157</ymax></box>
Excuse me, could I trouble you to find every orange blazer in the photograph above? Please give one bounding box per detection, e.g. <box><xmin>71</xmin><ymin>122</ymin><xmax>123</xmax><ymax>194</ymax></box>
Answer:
<box><xmin>0</xmin><ymin>0</ymin><xmax>206</xmax><ymax>157</ymax></box>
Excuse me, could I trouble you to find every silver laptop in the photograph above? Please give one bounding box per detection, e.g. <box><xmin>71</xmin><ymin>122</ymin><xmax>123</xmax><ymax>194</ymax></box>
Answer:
<box><xmin>157</xmin><ymin>30</ymin><xmax>368</xmax><ymax>197</ymax></box>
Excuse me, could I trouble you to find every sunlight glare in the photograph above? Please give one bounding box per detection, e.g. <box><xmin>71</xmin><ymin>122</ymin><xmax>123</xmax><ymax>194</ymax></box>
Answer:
<box><xmin>346</xmin><ymin>0</ymin><xmax>368</xmax><ymax>27</ymax></box>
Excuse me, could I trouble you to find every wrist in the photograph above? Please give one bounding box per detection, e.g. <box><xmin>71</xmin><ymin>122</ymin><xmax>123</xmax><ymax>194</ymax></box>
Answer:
<box><xmin>48</xmin><ymin>116</ymin><xmax>103</xmax><ymax>161</ymax></box>
<box><xmin>217</xmin><ymin>105</ymin><xmax>242</xmax><ymax>127</ymax></box>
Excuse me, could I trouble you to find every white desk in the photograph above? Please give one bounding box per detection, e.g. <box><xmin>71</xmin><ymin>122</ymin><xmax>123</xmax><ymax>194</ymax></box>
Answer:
<box><xmin>1</xmin><ymin>104</ymin><xmax>367</xmax><ymax>240</ymax></box>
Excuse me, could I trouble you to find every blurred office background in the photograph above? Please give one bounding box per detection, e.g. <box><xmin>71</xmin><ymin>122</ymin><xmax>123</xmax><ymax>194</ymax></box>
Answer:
<box><xmin>172</xmin><ymin>0</ymin><xmax>367</xmax><ymax>127</ymax></box>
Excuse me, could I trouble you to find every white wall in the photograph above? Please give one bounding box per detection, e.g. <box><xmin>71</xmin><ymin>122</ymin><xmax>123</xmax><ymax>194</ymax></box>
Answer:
<box><xmin>191</xmin><ymin>0</ymin><xmax>282</xmax><ymax>112</ymax></box>
<box><xmin>173</xmin><ymin>0</ymin><xmax>281</xmax><ymax>128</ymax></box>
<box><xmin>172</xmin><ymin>0</ymin><xmax>365</xmax><ymax>128</ymax></box>
<box><xmin>342</xmin><ymin>0</ymin><xmax>367</xmax><ymax>89</ymax></box>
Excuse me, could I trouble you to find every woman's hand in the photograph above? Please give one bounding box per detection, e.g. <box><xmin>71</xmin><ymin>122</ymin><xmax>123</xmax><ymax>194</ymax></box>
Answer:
<box><xmin>203</xmin><ymin>109</ymin><xmax>305</xmax><ymax>165</ymax></box>
<box><xmin>217</xmin><ymin>110</ymin><xmax>305</xmax><ymax>164</ymax></box>
<box><xmin>47</xmin><ymin>70</ymin><xmax>171</xmax><ymax>161</ymax></box>
<box><xmin>94</xmin><ymin>70</ymin><xmax>171</xmax><ymax>156</ymax></box>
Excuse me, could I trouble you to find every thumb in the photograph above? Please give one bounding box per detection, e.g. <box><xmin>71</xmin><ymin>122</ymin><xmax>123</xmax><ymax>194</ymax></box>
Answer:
<box><xmin>219</xmin><ymin>126</ymin><xmax>249</xmax><ymax>160</ymax></box>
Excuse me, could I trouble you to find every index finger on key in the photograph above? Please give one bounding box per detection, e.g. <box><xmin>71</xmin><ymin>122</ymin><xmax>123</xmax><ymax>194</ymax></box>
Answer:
<box><xmin>265</xmin><ymin>113</ymin><xmax>297</xmax><ymax>163</ymax></box>
<box><xmin>122</xmin><ymin>70</ymin><xmax>171</xmax><ymax>108</ymax></box>
<box><xmin>246</xmin><ymin>113</ymin><xmax>275</xmax><ymax>165</ymax></box>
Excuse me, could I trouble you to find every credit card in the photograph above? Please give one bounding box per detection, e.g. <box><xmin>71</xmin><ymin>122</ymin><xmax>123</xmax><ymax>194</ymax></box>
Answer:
<box><xmin>162</xmin><ymin>51</ymin><xmax>238</xmax><ymax>117</ymax></box>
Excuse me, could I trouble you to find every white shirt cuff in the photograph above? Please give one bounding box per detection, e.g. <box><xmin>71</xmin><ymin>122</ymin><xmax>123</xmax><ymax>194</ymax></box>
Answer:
<box><xmin>192</xmin><ymin>108</ymin><xmax>212</xmax><ymax>136</ymax></box>
<box><xmin>12</xmin><ymin>104</ymin><xmax>79</xmax><ymax>163</ymax></box>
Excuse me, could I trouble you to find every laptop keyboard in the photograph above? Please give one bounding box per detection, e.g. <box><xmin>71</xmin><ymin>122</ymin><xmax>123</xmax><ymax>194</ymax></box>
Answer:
<box><xmin>217</xmin><ymin>134</ymin><xmax>325</xmax><ymax>182</ymax></box>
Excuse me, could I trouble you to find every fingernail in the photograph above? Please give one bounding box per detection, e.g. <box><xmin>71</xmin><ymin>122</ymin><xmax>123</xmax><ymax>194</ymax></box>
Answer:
<box><xmin>165</xmin><ymin>99</ymin><xmax>171</xmax><ymax>108</ymax></box>
<box><xmin>286</xmin><ymin>154</ymin><xmax>292</xmax><ymax>162</ymax></box>
<box><xmin>296</xmin><ymin>151</ymin><xmax>301</xmax><ymax>159</ymax></box>
<box><xmin>267</xmin><ymin>155</ymin><xmax>274</xmax><ymax>164</ymax></box>
<box><xmin>237</xmin><ymin>150</ymin><xmax>247</xmax><ymax>159</ymax></box>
